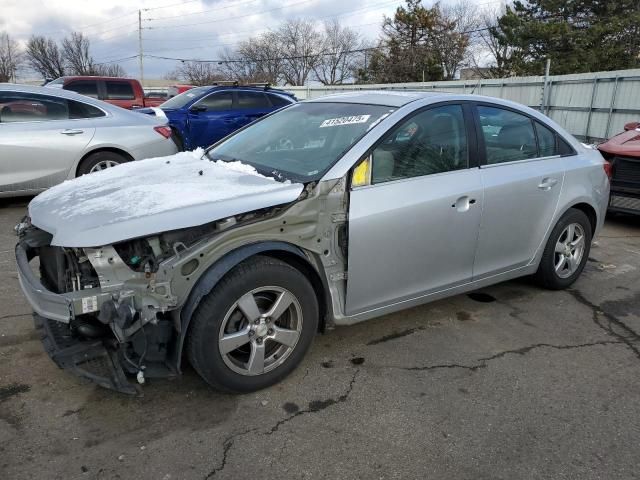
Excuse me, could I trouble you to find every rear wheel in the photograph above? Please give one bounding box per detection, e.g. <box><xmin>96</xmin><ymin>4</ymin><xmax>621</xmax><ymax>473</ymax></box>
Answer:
<box><xmin>77</xmin><ymin>151</ymin><xmax>129</xmax><ymax>176</ymax></box>
<box><xmin>534</xmin><ymin>208</ymin><xmax>592</xmax><ymax>289</ymax></box>
<box><xmin>187</xmin><ymin>256</ymin><xmax>318</xmax><ymax>393</ymax></box>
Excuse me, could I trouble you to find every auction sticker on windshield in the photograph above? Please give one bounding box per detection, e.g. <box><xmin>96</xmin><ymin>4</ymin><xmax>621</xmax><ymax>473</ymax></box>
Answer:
<box><xmin>320</xmin><ymin>115</ymin><xmax>371</xmax><ymax>128</ymax></box>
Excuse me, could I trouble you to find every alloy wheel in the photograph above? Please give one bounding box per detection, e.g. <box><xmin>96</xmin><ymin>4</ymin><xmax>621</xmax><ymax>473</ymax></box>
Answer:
<box><xmin>554</xmin><ymin>222</ymin><xmax>586</xmax><ymax>278</ymax></box>
<box><xmin>89</xmin><ymin>160</ymin><xmax>119</xmax><ymax>173</ymax></box>
<box><xmin>218</xmin><ymin>286</ymin><xmax>303</xmax><ymax>376</ymax></box>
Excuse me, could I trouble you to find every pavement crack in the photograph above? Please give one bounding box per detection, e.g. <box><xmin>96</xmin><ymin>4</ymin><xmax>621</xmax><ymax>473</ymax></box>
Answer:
<box><xmin>266</xmin><ymin>369</ymin><xmax>359</xmax><ymax>435</ymax></box>
<box><xmin>401</xmin><ymin>341</ymin><xmax>622</xmax><ymax>372</ymax></box>
<box><xmin>204</xmin><ymin>370</ymin><xmax>359</xmax><ymax>478</ymax></box>
<box><xmin>568</xmin><ymin>289</ymin><xmax>640</xmax><ymax>360</ymax></box>
<box><xmin>204</xmin><ymin>427</ymin><xmax>260</xmax><ymax>479</ymax></box>
<box><xmin>367</xmin><ymin>327</ymin><xmax>426</xmax><ymax>345</ymax></box>
<box><xmin>0</xmin><ymin>313</ymin><xmax>31</xmax><ymax>322</ymax></box>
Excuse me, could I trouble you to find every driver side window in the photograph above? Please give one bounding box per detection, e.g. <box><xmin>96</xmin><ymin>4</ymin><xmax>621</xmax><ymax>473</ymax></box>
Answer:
<box><xmin>196</xmin><ymin>92</ymin><xmax>233</xmax><ymax>111</ymax></box>
<box><xmin>371</xmin><ymin>104</ymin><xmax>469</xmax><ymax>184</ymax></box>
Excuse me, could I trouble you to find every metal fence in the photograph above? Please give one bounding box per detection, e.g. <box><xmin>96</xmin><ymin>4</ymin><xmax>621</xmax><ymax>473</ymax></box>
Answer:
<box><xmin>286</xmin><ymin>68</ymin><xmax>640</xmax><ymax>142</ymax></box>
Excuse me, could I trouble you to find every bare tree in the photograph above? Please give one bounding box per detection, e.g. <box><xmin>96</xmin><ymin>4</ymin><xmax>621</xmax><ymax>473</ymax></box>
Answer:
<box><xmin>174</xmin><ymin>61</ymin><xmax>226</xmax><ymax>85</ymax></box>
<box><xmin>62</xmin><ymin>32</ymin><xmax>95</xmax><ymax>75</ymax></box>
<box><xmin>431</xmin><ymin>2</ymin><xmax>474</xmax><ymax>80</ymax></box>
<box><xmin>473</xmin><ymin>5</ymin><xmax>516</xmax><ymax>78</ymax></box>
<box><xmin>93</xmin><ymin>63</ymin><xmax>126</xmax><ymax>77</ymax></box>
<box><xmin>0</xmin><ymin>32</ymin><xmax>23</xmax><ymax>82</ymax></box>
<box><xmin>220</xmin><ymin>31</ymin><xmax>285</xmax><ymax>84</ymax></box>
<box><xmin>277</xmin><ymin>19</ymin><xmax>322</xmax><ymax>85</ymax></box>
<box><xmin>26</xmin><ymin>35</ymin><xmax>65</xmax><ymax>79</ymax></box>
<box><xmin>313</xmin><ymin>19</ymin><xmax>363</xmax><ymax>85</ymax></box>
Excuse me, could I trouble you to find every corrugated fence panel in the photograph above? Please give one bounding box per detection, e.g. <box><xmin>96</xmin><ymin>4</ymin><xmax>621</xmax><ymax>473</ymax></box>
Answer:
<box><xmin>286</xmin><ymin>68</ymin><xmax>640</xmax><ymax>140</ymax></box>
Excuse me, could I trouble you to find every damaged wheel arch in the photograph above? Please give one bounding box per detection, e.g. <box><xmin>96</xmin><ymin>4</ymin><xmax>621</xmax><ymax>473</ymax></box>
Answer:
<box><xmin>174</xmin><ymin>241</ymin><xmax>330</xmax><ymax>372</ymax></box>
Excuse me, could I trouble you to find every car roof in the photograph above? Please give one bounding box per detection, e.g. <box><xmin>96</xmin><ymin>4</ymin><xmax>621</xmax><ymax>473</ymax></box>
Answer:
<box><xmin>201</xmin><ymin>85</ymin><xmax>295</xmax><ymax>97</ymax></box>
<box><xmin>306</xmin><ymin>90</ymin><xmax>451</xmax><ymax>107</ymax></box>
<box><xmin>0</xmin><ymin>83</ymin><xmax>107</xmax><ymax>103</ymax></box>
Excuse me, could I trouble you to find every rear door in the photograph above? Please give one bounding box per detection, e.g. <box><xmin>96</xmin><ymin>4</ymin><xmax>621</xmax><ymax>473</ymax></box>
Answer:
<box><xmin>186</xmin><ymin>91</ymin><xmax>235</xmax><ymax>148</ymax></box>
<box><xmin>104</xmin><ymin>80</ymin><xmax>139</xmax><ymax>109</ymax></box>
<box><xmin>346</xmin><ymin>103</ymin><xmax>483</xmax><ymax>315</ymax></box>
<box><xmin>235</xmin><ymin>91</ymin><xmax>272</xmax><ymax>127</ymax></box>
<box><xmin>0</xmin><ymin>91</ymin><xmax>97</xmax><ymax>193</ymax></box>
<box><xmin>63</xmin><ymin>79</ymin><xmax>100</xmax><ymax>100</ymax></box>
<box><xmin>472</xmin><ymin>104</ymin><xmax>566</xmax><ymax>279</ymax></box>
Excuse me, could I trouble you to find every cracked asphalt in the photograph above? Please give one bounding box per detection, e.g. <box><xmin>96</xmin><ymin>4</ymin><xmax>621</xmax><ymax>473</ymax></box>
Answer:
<box><xmin>1</xmin><ymin>197</ymin><xmax>640</xmax><ymax>480</ymax></box>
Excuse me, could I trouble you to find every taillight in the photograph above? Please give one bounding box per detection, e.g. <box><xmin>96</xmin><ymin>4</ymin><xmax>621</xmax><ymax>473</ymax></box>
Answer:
<box><xmin>603</xmin><ymin>161</ymin><xmax>613</xmax><ymax>180</ymax></box>
<box><xmin>154</xmin><ymin>126</ymin><xmax>172</xmax><ymax>139</ymax></box>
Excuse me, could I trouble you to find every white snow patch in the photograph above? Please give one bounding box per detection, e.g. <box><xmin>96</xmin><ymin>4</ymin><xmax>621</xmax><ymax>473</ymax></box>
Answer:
<box><xmin>31</xmin><ymin>148</ymin><xmax>293</xmax><ymax>222</ymax></box>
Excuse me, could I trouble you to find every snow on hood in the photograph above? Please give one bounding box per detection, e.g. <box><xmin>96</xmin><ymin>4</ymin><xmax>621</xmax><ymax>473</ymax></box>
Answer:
<box><xmin>29</xmin><ymin>149</ymin><xmax>304</xmax><ymax>247</ymax></box>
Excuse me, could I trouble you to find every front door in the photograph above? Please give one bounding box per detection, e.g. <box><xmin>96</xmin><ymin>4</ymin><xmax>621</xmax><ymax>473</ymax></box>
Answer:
<box><xmin>187</xmin><ymin>91</ymin><xmax>236</xmax><ymax>148</ymax></box>
<box><xmin>345</xmin><ymin>104</ymin><xmax>483</xmax><ymax>316</ymax></box>
<box><xmin>472</xmin><ymin>105</ymin><xmax>566</xmax><ymax>279</ymax></box>
<box><xmin>0</xmin><ymin>91</ymin><xmax>95</xmax><ymax>193</ymax></box>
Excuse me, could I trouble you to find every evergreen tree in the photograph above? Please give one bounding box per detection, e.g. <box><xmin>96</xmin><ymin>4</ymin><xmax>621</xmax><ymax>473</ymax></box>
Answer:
<box><xmin>492</xmin><ymin>0</ymin><xmax>640</xmax><ymax>75</ymax></box>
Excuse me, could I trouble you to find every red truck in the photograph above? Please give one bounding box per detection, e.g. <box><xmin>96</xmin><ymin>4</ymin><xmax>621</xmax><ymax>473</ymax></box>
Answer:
<box><xmin>45</xmin><ymin>76</ymin><xmax>167</xmax><ymax>109</ymax></box>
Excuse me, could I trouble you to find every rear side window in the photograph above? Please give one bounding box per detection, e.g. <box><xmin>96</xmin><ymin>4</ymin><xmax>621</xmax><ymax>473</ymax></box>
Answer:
<box><xmin>478</xmin><ymin>106</ymin><xmax>537</xmax><ymax>164</ymax></box>
<box><xmin>535</xmin><ymin>121</ymin><xmax>557</xmax><ymax>157</ymax></box>
<box><xmin>68</xmin><ymin>100</ymin><xmax>105</xmax><ymax>119</ymax></box>
<box><xmin>197</xmin><ymin>92</ymin><xmax>233</xmax><ymax>111</ymax></box>
<box><xmin>268</xmin><ymin>94</ymin><xmax>292</xmax><ymax>107</ymax></box>
<box><xmin>0</xmin><ymin>91</ymin><xmax>69</xmax><ymax>122</ymax></box>
<box><xmin>64</xmin><ymin>80</ymin><xmax>99</xmax><ymax>98</ymax></box>
<box><xmin>237</xmin><ymin>91</ymin><xmax>270</xmax><ymax>109</ymax></box>
<box><xmin>105</xmin><ymin>81</ymin><xmax>135</xmax><ymax>100</ymax></box>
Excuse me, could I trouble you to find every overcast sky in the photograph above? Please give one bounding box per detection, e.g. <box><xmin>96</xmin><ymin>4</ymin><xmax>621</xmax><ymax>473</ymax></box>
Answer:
<box><xmin>2</xmin><ymin>0</ymin><xmax>500</xmax><ymax>79</ymax></box>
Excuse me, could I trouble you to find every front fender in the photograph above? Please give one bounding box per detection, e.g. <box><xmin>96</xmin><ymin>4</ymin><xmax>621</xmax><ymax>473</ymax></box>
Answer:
<box><xmin>172</xmin><ymin>241</ymin><xmax>307</xmax><ymax>371</ymax></box>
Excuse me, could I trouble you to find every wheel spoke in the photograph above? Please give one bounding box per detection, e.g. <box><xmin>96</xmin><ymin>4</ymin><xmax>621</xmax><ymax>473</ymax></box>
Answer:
<box><xmin>271</xmin><ymin>326</ymin><xmax>300</xmax><ymax>348</ymax></box>
<box><xmin>555</xmin><ymin>256</ymin><xmax>567</xmax><ymax>273</ymax></box>
<box><xmin>566</xmin><ymin>224</ymin><xmax>575</xmax><ymax>242</ymax></box>
<box><xmin>555</xmin><ymin>240</ymin><xmax>565</xmax><ymax>253</ymax></box>
<box><xmin>247</xmin><ymin>342</ymin><xmax>265</xmax><ymax>374</ymax></box>
<box><xmin>238</xmin><ymin>293</ymin><xmax>261</xmax><ymax>322</ymax></box>
<box><xmin>219</xmin><ymin>328</ymin><xmax>251</xmax><ymax>354</ymax></box>
<box><xmin>267</xmin><ymin>290</ymin><xmax>295</xmax><ymax>321</ymax></box>
<box><xmin>567</xmin><ymin>254</ymin><xmax>579</xmax><ymax>272</ymax></box>
<box><xmin>570</xmin><ymin>235</ymin><xmax>584</xmax><ymax>250</ymax></box>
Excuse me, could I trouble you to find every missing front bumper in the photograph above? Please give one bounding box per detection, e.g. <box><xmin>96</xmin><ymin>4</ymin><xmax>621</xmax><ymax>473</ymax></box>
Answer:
<box><xmin>34</xmin><ymin>314</ymin><xmax>139</xmax><ymax>395</ymax></box>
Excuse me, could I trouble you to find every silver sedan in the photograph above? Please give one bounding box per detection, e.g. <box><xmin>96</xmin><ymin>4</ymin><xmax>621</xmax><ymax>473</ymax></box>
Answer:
<box><xmin>0</xmin><ymin>84</ymin><xmax>178</xmax><ymax>197</ymax></box>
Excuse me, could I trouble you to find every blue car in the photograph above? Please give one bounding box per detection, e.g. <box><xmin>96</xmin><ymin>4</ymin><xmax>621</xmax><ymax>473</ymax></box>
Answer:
<box><xmin>138</xmin><ymin>84</ymin><xmax>297</xmax><ymax>150</ymax></box>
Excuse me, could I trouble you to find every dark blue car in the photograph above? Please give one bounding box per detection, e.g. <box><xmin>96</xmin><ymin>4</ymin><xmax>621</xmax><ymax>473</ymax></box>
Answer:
<box><xmin>138</xmin><ymin>84</ymin><xmax>296</xmax><ymax>150</ymax></box>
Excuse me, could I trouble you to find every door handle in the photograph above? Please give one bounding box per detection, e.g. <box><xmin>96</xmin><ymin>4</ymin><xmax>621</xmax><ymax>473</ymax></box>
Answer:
<box><xmin>61</xmin><ymin>129</ymin><xmax>84</xmax><ymax>135</ymax></box>
<box><xmin>452</xmin><ymin>196</ymin><xmax>476</xmax><ymax>212</ymax></box>
<box><xmin>538</xmin><ymin>178</ymin><xmax>558</xmax><ymax>190</ymax></box>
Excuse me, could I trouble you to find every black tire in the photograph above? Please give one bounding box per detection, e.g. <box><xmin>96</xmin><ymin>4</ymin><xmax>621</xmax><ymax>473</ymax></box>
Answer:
<box><xmin>187</xmin><ymin>255</ymin><xmax>319</xmax><ymax>393</ymax></box>
<box><xmin>77</xmin><ymin>151</ymin><xmax>129</xmax><ymax>176</ymax></box>
<box><xmin>534</xmin><ymin>208</ymin><xmax>592</xmax><ymax>290</ymax></box>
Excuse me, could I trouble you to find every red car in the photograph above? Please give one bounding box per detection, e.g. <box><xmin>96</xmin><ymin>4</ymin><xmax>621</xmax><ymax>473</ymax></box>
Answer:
<box><xmin>45</xmin><ymin>76</ymin><xmax>163</xmax><ymax>110</ymax></box>
<box><xmin>598</xmin><ymin>122</ymin><xmax>640</xmax><ymax>214</ymax></box>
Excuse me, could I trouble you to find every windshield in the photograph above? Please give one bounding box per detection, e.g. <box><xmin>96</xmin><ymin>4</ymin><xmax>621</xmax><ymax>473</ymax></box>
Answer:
<box><xmin>206</xmin><ymin>102</ymin><xmax>395</xmax><ymax>182</ymax></box>
<box><xmin>159</xmin><ymin>86</ymin><xmax>211</xmax><ymax>109</ymax></box>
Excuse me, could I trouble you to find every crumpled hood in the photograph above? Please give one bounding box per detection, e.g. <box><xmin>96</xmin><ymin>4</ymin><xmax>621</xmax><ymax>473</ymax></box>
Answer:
<box><xmin>598</xmin><ymin>128</ymin><xmax>640</xmax><ymax>157</ymax></box>
<box><xmin>29</xmin><ymin>149</ymin><xmax>304</xmax><ymax>247</ymax></box>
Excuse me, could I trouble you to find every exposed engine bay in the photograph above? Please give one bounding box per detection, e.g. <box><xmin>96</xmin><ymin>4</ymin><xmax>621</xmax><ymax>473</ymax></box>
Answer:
<box><xmin>17</xmin><ymin>205</ymin><xmax>289</xmax><ymax>393</ymax></box>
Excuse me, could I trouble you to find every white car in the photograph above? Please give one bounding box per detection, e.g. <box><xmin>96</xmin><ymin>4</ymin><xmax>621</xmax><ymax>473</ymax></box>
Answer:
<box><xmin>0</xmin><ymin>84</ymin><xmax>178</xmax><ymax>197</ymax></box>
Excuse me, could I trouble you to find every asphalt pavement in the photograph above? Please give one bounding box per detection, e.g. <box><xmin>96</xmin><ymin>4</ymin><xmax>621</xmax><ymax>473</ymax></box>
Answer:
<box><xmin>1</xmin><ymin>197</ymin><xmax>639</xmax><ymax>480</ymax></box>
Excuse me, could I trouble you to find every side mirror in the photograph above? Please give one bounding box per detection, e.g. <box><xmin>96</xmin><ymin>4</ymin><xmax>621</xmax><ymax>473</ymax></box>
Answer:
<box><xmin>190</xmin><ymin>105</ymin><xmax>207</xmax><ymax>113</ymax></box>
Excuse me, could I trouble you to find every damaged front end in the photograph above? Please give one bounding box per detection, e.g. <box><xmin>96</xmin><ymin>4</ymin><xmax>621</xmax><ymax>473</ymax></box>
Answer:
<box><xmin>16</xmin><ymin>220</ymin><xmax>183</xmax><ymax>394</ymax></box>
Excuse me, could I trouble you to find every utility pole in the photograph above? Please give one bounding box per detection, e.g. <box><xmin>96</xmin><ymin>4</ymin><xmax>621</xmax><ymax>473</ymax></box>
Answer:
<box><xmin>138</xmin><ymin>10</ymin><xmax>144</xmax><ymax>86</ymax></box>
